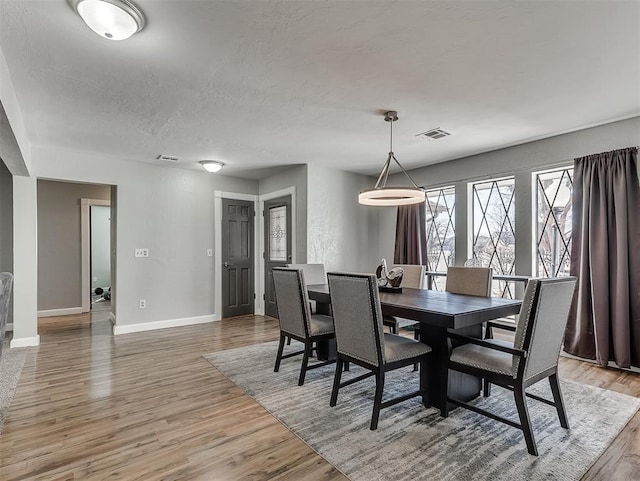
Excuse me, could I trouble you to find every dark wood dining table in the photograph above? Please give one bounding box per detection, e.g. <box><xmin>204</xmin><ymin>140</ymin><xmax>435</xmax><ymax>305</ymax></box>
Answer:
<box><xmin>306</xmin><ymin>284</ymin><xmax>522</xmax><ymax>414</ymax></box>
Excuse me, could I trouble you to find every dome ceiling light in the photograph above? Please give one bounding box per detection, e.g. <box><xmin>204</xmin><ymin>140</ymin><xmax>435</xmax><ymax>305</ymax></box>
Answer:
<box><xmin>200</xmin><ymin>160</ymin><xmax>225</xmax><ymax>173</ymax></box>
<box><xmin>73</xmin><ymin>0</ymin><xmax>145</xmax><ymax>40</ymax></box>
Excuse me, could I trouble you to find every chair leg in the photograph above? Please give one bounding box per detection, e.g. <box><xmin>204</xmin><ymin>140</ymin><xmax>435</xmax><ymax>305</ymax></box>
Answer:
<box><xmin>413</xmin><ymin>327</ymin><xmax>420</xmax><ymax>371</ymax></box>
<box><xmin>485</xmin><ymin>323</ymin><xmax>493</xmax><ymax>340</ymax></box>
<box><xmin>298</xmin><ymin>342</ymin><xmax>312</xmax><ymax>386</ymax></box>
<box><xmin>440</xmin><ymin>347</ymin><xmax>451</xmax><ymax>417</ymax></box>
<box><xmin>392</xmin><ymin>323</ymin><xmax>398</xmax><ymax>335</ymax></box>
<box><xmin>287</xmin><ymin>336</ymin><xmax>291</xmax><ymax>345</ymax></box>
<box><xmin>370</xmin><ymin>370</ymin><xmax>385</xmax><ymax>430</ymax></box>
<box><xmin>274</xmin><ymin>334</ymin><xmax>286</xmax><ymax>372</ymax></box>
<box><xmin>344</xmin><ymin>361</ymin><xmax>350</xmax><ymax>372</ymax></box>
<box><xmin>330</xmin><ymin>358</ymin><xmax>344</xmax><ymax>407</ymax></box>
<box><xmin>483</xmin><ymin>378</ymin><xmax>491</xmax><ymax>397</ymax></box>
<box><xmin>549</xmin><ymin>373</ymin><xmax>570</xmax><ymax>429</ymax></box>
<box><xmin>514</xmin><ymin>383</ymin><xmax>538</xmax><ymax>456</ymax></box>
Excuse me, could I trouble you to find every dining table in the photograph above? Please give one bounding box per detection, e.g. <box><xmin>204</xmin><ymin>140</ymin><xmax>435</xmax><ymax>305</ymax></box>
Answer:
<box><xmin>306</xmin><ymin>284</ymin><xmax>522</xmax><ymax>415</ymax></box>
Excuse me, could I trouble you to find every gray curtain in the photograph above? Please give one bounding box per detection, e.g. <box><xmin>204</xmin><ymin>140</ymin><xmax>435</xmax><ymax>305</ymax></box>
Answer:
<box><xmin>564</xmin><ymin>147</ymin><xmax>640</xmax><ymax>368</ymax></box>
<box><xmin>394</xmin><ymin>203</ymin><xmax>427</xmax><ymax>265</ymax></box>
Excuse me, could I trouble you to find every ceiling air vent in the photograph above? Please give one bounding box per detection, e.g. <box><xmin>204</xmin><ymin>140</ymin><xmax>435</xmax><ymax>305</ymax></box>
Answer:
<box><xmin>157</xmin><ymin>154</ymin><xmax>181</xmax><ymax>162</ymax></box>
<box><xmin>416</xmin><ymin>128</ymin><xmax>452</xmax><ymax>141</ymax></box>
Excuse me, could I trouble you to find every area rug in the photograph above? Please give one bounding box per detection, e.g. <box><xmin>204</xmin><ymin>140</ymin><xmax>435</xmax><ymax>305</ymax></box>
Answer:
<box><xmin>204</xmin><ymin>341</ymin><xmax>640</xmax><ymax>481</ymax></box>
<box><xmin>0</xmin><ymin>339</ymin><xmax>29</xmax><ymax>433</ymax></box>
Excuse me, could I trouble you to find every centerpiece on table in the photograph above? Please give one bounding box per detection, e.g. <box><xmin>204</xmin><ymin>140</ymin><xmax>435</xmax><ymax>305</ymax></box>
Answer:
<box><xmin>376</xmin><ymin>258</ymin><xmax>403</xmax><ymax>293</ymax></box>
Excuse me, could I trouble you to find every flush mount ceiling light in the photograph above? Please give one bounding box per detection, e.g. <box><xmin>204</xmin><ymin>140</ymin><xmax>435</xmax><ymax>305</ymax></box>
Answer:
<box><xmin>359</xmin><ymin>111</ymin><xmax>426</xmax><ymax>206</ymax></box>
<box><xmin>200</xmin><ymin>160</ymin><xmax>225</xmax><ymax>173</ymax></box>
<box><xmin>73</xmin><ymin>0</ymin><xmax>145</xmax><ymax>40</ymax></box>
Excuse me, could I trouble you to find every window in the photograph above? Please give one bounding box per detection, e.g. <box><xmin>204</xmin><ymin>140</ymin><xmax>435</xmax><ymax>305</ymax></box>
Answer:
<box><xmin>425</xmin><ymin>186</ymin><xmax>455</xmax><ymax>290</ymax></box>
<box><xmin>472</xmin><ymin>177</ymin><xmax>516</xmax><ymax>298</ymax></box>
<box><xmin>535</xmin><ymin>168</ymin><xmax>573</xmax><ymax>277</ymax></box>
<box><xmin>269</xmin><ymin>205</ymin><xmax>288</xmax><ymax>261</ymax></box>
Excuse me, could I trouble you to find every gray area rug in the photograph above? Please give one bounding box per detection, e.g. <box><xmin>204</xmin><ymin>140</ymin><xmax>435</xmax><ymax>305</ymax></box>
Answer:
<box><xmin>0</xmin><ymin>339</ymin><xmax>29</xmax><ymax>433</ymax></box>
<box><xmin>205</xmin><ymin>341</ymin><xmax>640</xmax><ymax>481</ymax></box>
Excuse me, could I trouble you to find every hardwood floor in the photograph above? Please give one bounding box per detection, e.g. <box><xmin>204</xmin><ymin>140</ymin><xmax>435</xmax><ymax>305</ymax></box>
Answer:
<box><xmin>1</xmin><ymin>313</ymin><xmax>638</xmax><ymax>480</ymax></box>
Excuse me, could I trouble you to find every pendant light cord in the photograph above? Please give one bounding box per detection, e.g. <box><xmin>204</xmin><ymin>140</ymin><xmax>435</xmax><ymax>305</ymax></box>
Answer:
<box><xmin>372</xmin><ymin>111</ymin><xmax>422</xmax><ymax>191</ymax></box>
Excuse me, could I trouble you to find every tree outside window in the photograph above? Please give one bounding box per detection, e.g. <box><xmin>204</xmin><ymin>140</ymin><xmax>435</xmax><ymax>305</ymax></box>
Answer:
<box><xmin>425</xmin><ymin>186</ymin><xmax>455</xmax><ymax>290</ymax></box>
<box><xmin>472</xmin><ymin>178</ymin><xmax>516</xmax><ymax>298</ymax></box>
<box><xmin>536</xmin><ymin>168</ymin><xmax>573</xmax><ymax>278</ymax></box>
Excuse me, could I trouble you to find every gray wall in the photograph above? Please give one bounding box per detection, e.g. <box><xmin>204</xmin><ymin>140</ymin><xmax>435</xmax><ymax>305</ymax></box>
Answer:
<box><xmin>378</xmin><ymin>116</ymin><xmax>640</xmax><ymax>276</ymax></box>
<box><xmin>33</xmin><ymin>146</ymin><xmax>258</xmax><ymax>327</ymax></box>
<box><xmin>259</xmin><ymin>165</ymin><xmax>308</xmax><ymax>263</ymax></box>
<box><xmin>306</xmin><ymin>164</ymin><xmax>379</xmax><ymax>273</ymax></box>
<box><xmin>0</xmin><ymin>159</ymin><xmax>13</xmax><ymax>324</ymax></box>
<box><xmin>37</xmin><ymin>180</ymin><xmax>111</xmax><ymax>311</ymax></box>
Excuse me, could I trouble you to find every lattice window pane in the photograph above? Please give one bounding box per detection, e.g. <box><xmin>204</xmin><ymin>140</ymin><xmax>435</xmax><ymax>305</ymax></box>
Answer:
<box><xmin>425</xmin><ymin>186</ymin><xmax>455</xmax><ymax>291</ymax></box>
<box><xmin>269</xmin><ymin>206</ymin><xmax>287</xmax><ymax>261</ymax></box>
<box><xmin>536</xmin><ymin>168</ymin><xmax>573</xmax><ymax>278</ymax></box>
<box><xmin>472</xmin><ymin>178</ymin><xmax>516</xmax><ymax>298</ymax></box>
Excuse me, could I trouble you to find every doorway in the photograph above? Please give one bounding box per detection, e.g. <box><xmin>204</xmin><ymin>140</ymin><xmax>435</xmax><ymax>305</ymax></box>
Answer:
<box><xmin>263</xmin><ymin>195</ymin><xmax>292</xmax><ymax>318</ymax></box>
<box><xmin>90</xmin><ymin>205</ymin><xmax>111</xmax><ymax>312</ymax></box>
<box><xmin>80</xmin><ymin>198</ymin><xmax>111</xmax><ymax>314</ymax></box>
<box><xmin>221</xmin><ymin>198</ymin><xmax>255</xmax><ymax>318</ymax></box>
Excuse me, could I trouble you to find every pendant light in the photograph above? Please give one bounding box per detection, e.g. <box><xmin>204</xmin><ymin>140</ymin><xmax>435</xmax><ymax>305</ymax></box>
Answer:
<box><xmin>359</xmin><ymin>111</ymin><xmax>426</xmax><ymax>206</ymax></box>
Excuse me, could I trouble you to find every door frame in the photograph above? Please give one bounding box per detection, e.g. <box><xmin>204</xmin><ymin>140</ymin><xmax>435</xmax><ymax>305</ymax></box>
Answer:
<box><xmin>80</xmin><ymin>198</ymin><xmax>111</xmax><ymax>313</ymax></box>
<box><xmin>214</xmin><ymin>186</ymin><xmax>296</xmax><ymax>318</ymax></box>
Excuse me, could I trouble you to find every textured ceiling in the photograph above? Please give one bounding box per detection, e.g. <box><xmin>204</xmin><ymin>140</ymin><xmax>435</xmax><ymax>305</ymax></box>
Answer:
<box><xmin>0</xmin><ymin>0</ymin><xmax>639</xmax><ymax>178</ymax></box>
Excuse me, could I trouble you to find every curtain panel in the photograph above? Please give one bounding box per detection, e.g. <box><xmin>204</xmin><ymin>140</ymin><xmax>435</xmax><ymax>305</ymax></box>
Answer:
<box><xmin>564</xmin><ymin>147</ymin><xmax>640</xmax><ymax>368</ymax></box>
<box><xmin>394</xmin><ymin>203</ymin><xmax>427</xmax><ymax>265</ymax></box>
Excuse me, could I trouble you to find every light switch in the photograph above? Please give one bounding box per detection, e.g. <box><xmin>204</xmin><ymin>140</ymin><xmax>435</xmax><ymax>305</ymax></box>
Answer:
<box><xmin>207</xmin><ymin>249</ymin><xmax>213</xmax><ymax>257</ymax></box>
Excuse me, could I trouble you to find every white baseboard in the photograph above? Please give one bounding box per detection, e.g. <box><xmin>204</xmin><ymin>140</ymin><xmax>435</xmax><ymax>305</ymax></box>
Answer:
<box><xmin>109</xmin><ymin>312</ymin><xmax>116</xmax><ymax>324</ymax></box>
<box><xmin>37</xmin><ymin>307</ymin><xmax>83</xmax><ymax>317</ymax></box>
<box><xmin>6</xmin><ymin>322</ymin><xmax>13</xmax><ymax>332</ymax></box>
<box><xmin>10</xmin><ymin>335</ymin><xmax>40</xmax><ymax>347</ymax></box>
<box><xmin>113</xmin><ymin>314</ymin><xmax>220</xmax><ymax>335</ymax></box>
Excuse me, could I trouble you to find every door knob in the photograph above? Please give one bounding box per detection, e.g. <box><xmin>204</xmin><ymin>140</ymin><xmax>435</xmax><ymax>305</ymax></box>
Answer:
<box><xmin>224</xmin><ymin>262</ymin><xmax>233</xmax><ymax>268</ymax></box>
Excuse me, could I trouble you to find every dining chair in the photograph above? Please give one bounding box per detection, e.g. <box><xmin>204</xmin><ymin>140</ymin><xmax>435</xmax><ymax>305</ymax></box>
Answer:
<box><xmin>327</xmin><ymin>272</ymin><xmax>432</xmax><ymax>430</ymax></box>
<box><xmin>0</xmin><ymin>272</ymin><xmax>13</xmax><ymax>359</ymax></box>
<box><xmin>443</xmin><ymin>276</ymin><xmax>577</xmax><ymax>455</ymax></box>
<box><xmin>444</xmin><ymin>266</ymin><xmax>493</xmax><ymax>385</ymax></box>
<box><xmin>272</xmin><ymin>268</ymin><xmax>335</xmax><ymax>386</ymax></box>
<box><xmin>445</xmin><ymin>266</ymin><xmax>493</xmax><ymax>297</ymax></box>
<box><xmin>286</xmin><ymin>263</ymin><xmax>327</xmax><ymax>285</ymax></box>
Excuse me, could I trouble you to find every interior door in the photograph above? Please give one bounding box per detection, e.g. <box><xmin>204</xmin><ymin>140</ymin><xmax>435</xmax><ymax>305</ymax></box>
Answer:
<box><xmin>264</xmin><ymin>196</ymin><xmax>292</xmax><ymax>318</ymax></box>
<box><xmin>222</xmin><ymin>198</ymin><xmax>255</xmax><ymax>318</ymax></box>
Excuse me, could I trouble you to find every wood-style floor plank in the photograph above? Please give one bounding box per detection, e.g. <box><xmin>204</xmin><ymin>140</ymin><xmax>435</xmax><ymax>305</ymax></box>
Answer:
<box><xmin>1</xmin><ymin>312</ymin><xmax>638</xmax><ymax>480</ymax></box>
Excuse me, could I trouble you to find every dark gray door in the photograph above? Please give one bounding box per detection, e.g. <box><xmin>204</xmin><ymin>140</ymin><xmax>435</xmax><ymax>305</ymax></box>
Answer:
<box><xmin>222</xmin><ymin>199</ymin><xmax>255</xmax><ymax>318</ymax></box>
<box><xmin>264</xmin><ymin>196</ymin><xmax>292</xmax><ymax>318</ymax></box>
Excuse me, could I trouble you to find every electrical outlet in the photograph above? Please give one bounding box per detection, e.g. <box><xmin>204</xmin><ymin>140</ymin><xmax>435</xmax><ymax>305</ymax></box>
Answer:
<box><xmin>139</xmin><ymin>299</ymin><xmax>146</xmax><ymax>309</ymax></box>
<box><xmin>135</xmin><ymin>248</ymin><xmax>149</xmax><ymax>258</ymax></box>
<box><xmin>207</xmin><ymin>249</ymin><xmax>213</xmax><ymax>257</ymax></box>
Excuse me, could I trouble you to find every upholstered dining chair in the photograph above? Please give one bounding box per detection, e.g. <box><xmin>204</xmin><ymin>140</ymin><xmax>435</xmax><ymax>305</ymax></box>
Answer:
<box><xmin>443</xmin><ymin>277</ymin><xmax>577</xmax><ymax>456</ymax></box>
<box><xmin>0</xmin><ymin>272</ymin><xmax>13</xmax><ymax>359</ymax></box>
<box><xmin>286</xmin><ymin>263</ymin><xmax>327</xmax><ymax>286</ymax></box>
<box><xmin>382</xmin><ymin>264</ymin><xmax>426</xmax><ymax>335</ymax></box>
<box><xmin>286</xmin><ymin>263</ymin><xmax>326</xmax><ymax>316</ymax></box>
<box><xmin>327</xmin><ymin>272</ymin><xmax>432</xmax><ymax>430</ymax></box>
<box><xmin>445</xmin><ymin>266</ymin><xmax>493</xmax><ymax>297</ymax></box>
<box><xmin>443</xmin><ymin>266</ymin><xmax>493</xmax><ymax>380</ymax></box>
<box><xmin>272</xmin><ymin>268</ymin><xmax>335</xmax><ymax>386</ymax></box>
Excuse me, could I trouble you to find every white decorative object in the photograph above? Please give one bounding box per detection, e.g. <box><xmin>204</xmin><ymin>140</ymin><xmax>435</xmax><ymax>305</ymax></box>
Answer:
<box><xmin>376</xmin><ymin>258</ymin><xmax>404</xmax><ymax>288</ymax></box>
